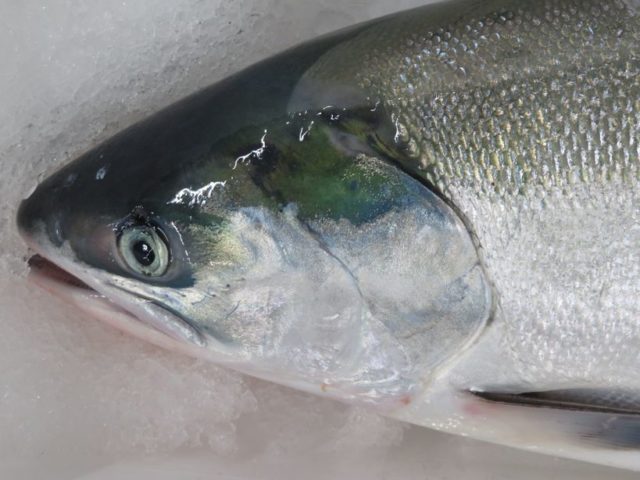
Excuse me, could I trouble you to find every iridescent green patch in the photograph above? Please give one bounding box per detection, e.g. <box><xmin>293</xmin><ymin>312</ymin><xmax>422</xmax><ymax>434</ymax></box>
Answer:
<box><xmin>242</xmin><ymin>117</ymin><xmax>412</xmax><ymax>225</ymax></box>
<box><xmin>161</xmin><ymin>107</ymin><xmax>412</xmax><ymax>228</ymax></box>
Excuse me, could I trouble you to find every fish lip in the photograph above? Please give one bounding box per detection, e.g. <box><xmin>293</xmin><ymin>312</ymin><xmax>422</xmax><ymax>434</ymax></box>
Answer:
<box><xmin>25</xmin><ymin>253</ymin><xmax>206</xmax><ymax>348</ymax></box>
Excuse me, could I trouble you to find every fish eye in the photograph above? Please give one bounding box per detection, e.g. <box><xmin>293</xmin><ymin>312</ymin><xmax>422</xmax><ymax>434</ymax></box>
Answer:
<box><xmin>117</xmin><ymin>224</ymin><xmax>170</xmax><ymax>277</ymax></box>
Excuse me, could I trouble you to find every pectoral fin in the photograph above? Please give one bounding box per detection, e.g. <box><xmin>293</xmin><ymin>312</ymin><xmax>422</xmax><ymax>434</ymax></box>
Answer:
<box><xmin>470</xmin><ymin>388</ymin><xmax>640</xmax><ymax>449</ymax></box>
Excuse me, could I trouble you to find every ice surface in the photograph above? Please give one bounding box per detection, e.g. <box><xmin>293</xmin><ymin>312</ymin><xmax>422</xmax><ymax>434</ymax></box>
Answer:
<box><xmin>0</xmin><ymin>1</ymin><xmax>637</xmax><ymax>479</ymax></box>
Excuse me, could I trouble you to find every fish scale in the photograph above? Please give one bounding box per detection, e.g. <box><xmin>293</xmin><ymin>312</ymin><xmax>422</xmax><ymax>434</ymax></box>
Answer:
<box><xmin>304</xmin><ymin>0</ymin><xmax>640</xmax><ymax>194</ymax></box>
<box><xmin>302</xmin><ymin>0</ymin><xmax>640</xmax><ymax>415</ymax></box>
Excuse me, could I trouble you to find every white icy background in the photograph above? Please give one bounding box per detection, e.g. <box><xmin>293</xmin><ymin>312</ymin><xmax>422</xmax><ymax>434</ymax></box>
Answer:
<box><xmin>0</xmin><ymin>1</ymin><xmax>637</xmax><ymax>479</ymax></box>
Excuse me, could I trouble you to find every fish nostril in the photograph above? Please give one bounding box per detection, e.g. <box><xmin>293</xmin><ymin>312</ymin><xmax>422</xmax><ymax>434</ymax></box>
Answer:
<box><xmin>46</xmin><ymin>214</ymin><xmax>65</xmax><ymax>246</ymax></box>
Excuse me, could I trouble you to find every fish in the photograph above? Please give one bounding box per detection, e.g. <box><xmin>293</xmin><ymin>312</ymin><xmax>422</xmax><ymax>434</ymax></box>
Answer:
<box><xmin>16</xmin><ymin>0</ymin><xmax>640</xmax><ymax>470</ymax></box>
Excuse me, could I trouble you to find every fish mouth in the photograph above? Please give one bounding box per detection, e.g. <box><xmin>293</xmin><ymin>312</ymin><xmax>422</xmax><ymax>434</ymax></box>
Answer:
<box><xmin>28</xmin><ymin>254</ymin><xmax>93</xmax><ymax>290</ymax></box>
<box><xmin>26</xmin><ymin>253</ymin><xmax>206</xmax><ymax>350</ymax></box>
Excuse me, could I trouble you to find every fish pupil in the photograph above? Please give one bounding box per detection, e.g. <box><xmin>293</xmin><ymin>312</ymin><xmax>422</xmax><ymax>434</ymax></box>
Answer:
<box><xmin>132</xmin><ymin>240</ymin><xmax>155</xmax><ymax>266</ymax></box>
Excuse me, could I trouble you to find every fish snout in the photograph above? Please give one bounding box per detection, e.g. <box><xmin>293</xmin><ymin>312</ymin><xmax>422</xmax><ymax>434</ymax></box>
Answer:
<box><xmin>17</xmin><ymin>181</ymin><xmax>67</xmax><ymax>251</ymax></box>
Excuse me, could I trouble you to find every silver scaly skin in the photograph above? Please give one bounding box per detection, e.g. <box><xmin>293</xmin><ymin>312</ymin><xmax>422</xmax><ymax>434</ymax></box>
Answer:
<box><xmin>16</xmin><ymin>0</ymin><xmax>640</xmax><ymax>469</ymax></box>
<box><xmin>302</xmin><ymin>0</ymin><xmax>640</xmax><ymax>462</ymax></box>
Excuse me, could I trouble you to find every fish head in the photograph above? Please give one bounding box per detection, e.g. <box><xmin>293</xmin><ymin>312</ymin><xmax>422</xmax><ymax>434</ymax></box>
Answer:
<box><xmin>17</xmin><ymin>42</ymin><xmax>492</xmax><ymax>408</ymax></box>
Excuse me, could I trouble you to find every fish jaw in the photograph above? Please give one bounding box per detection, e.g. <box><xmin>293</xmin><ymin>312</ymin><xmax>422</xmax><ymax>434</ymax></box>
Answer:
<box><xmin>26</xmin><ymin>252</ymin><xmax>208</xmax><ymax>355</ymax></box>
<box><xmin>21</xmin><ymin>249</ymin><xmax>310</xmax><ymax>388</ymax></box>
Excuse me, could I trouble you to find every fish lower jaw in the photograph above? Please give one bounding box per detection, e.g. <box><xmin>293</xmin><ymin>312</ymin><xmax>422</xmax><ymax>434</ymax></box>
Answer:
<box><xmin>26</xmin><ymin>254</ymin><xmax>207</xmax><ymax>356</ymax></box>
